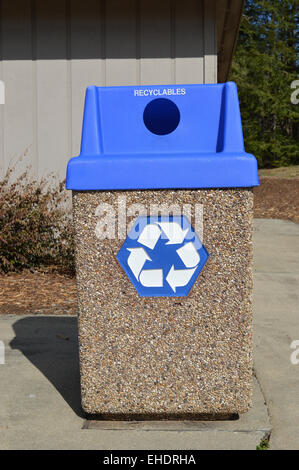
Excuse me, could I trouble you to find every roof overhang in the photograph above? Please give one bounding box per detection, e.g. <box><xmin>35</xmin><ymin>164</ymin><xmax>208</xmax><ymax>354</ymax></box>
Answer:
<box><xmin>217</xmin><ymin>0</ymin><xmax>245</xmax><ymax>82</ymax></box>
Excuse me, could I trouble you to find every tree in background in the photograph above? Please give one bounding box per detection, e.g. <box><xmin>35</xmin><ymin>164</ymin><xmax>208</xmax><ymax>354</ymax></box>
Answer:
<box><xmin>230</xmin><ymin>0</ymin><xmax>299</xmax><ymax>167</ymax></box>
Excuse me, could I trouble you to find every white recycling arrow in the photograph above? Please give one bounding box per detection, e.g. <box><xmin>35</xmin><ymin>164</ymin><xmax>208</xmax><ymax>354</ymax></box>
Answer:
<box><xmin>166</xmin><ymin>265</ymin><xmax>197</xmax><ymax>292</ymax></box>
<box><xmin>176</xmin><ymin>242</ymin><xmax>200</xmax><ymax>268</ymax></box>
<box><xmin>125</xmin><ymin>219</ymin><xmax>202</xmax><ymax>292</ymax></box>
<box><xmin>138</xmin><ymin>224</ymin><xmax>161</xmax><ymax>249</ymax></box>
<box><xmin>140</xmin><ymin>269</ymin><xmax>163</xmax><ymax>287</ymax></box>
<box><xmin>157</xmin><ymin>222</ymin><xmax>188</xmax><ymax>245</ymax></box>
<box><xmin>127</xmin><ymin>247</ymin><xmax>151</xmax><ymax>280</ymax></box>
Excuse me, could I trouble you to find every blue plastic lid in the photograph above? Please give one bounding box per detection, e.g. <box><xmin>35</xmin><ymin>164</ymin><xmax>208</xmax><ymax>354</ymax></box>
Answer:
<box><xmin>66</xmin><ymin>82</ymin><xmax>259</xmax><ymax>190</ymax></box>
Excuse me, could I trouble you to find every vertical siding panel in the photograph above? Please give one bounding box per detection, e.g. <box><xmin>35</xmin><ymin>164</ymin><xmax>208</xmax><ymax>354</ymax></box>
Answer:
<box><xmin>175</xmin><ymin>0</ymin><xmax>204</xmax><ymax>84</ymax></box>
<box><xmin>140</xmin><ymin>0</ymin><xmax>173</xmax><ymax>85</ymax></box>
<box><xmin>66</xmin><ymin>0</ymin><xmax>72</xmax><ymax>159</ymax></box>
<box><xmin>0</xmin><ymin>0</ymin><xmax>218</xmax><ymax>179</ymax></box>
<box><xmin>31</xmin><ymin>0</ymin><xmax>38</xmax><ymax>176</ymax></box>
<box><xmin>135</xmin><ymin>0</ymin><xmax>141</xmax><ymax>85</ymax></box>
<box><xmin>35</xmin><ymin>0</ymin><xmax>69</xmax><ymax>179</ymax></box>
<box><xmin>203</xmin><ymin>0</ymin><xmax>217</xmax><ymax>83</ymax></box>
<box><xmin>70</xmin><ymin>0</ymin><xmax>103</xmax><ymax>157</ymax></box>
<box><xmin>0</xmin><ymin>0</ymin><xmax>4</xmax><ymax>176</ymax></box>
<box><xmin>105</xmin><ymin>0</ymin><xmax>138</xmax><ymax>86</ymax></box>
<box><xmin>1</xmin><ymin>0</ymin><xmax>34</xmax><ymax>176</ymax></box>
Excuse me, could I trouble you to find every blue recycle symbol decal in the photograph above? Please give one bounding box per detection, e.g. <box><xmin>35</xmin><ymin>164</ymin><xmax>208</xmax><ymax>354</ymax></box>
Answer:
<box><xmin>117</xmin><ymin>215</ymin><xmax>209</xmax><ymax>297</ymax></box>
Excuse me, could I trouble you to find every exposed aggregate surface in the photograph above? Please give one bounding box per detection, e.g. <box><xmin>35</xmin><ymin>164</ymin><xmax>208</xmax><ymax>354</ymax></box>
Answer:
<box><xmin>73</xmin><ymin>189</ymin><xmax>253</xmax><ymax>418</ymax></box>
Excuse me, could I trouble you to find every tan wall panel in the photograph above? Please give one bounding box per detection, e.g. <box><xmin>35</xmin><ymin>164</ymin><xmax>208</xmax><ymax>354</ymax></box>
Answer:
<box><xmin>105</xmin><ymin>0</ymin><xmax>138</xmax><ymax>86</ymax></box>
<box><xmin>140</xmin><ymin>0</ymin><xmax>173</xmax><ymax>85</ymax></box>
<box><xmin>0</xmin><ymin>0</ymin><xmax>35</xmax><ymax>176</ymax></box>
<box><xmin>0</xmin><ymin>0</ymin><xmax>217</xmax><ymax>179</ymax></box>
<box><xmin>35</xmin><ymin>0</ymin><xmax>69</xmax><ymax>178</ymax></box>
<box><xmin>70</xmin><ymin>0</ymin><xmax>104</xmax><ymax>158</ymax></box>
<box><xmin>174</xmin><ymin>0</ymin><xmax>204</xmax><ymax>84</ymax></box>
<box><xmin>204</xmin><ymin>0</ymin><xmax>217</xmax><ymax>83</ymax></box>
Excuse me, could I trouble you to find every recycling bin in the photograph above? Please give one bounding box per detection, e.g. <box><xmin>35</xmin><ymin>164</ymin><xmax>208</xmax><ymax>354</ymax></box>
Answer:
<box><xmin>66</xmin><ymin>82</ymin><xmax>259</xmax><ymax>418</ymax></box>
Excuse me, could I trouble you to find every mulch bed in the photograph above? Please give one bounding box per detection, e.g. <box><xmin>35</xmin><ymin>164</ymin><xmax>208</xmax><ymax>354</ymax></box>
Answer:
<box><xmin>254</xmin><ymin>177</ymin><xmax>299</xmax><ymax>224</ymax></box>
<box><xmin>0</xmin><ymin>272</ymin><xmax>77</xmax><ymax>316</ymax></box>
<box><xmin>0</xmin><ymin>176</ymin><xmax>298</xmax><ymax>316</ymax></box>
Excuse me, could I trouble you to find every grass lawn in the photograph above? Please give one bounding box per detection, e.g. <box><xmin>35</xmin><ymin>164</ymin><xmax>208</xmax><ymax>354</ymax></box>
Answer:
<box><xmin>259</xmin><ymin>165</ymin><xmax>299</xmax><ymax>179</ymax></box>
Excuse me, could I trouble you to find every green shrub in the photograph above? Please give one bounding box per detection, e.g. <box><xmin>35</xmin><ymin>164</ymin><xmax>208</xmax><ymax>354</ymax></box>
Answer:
<box><xmin>0</xmin><ymin>166</ymin><xmax>75</xmax><ymax>275</ymax></box>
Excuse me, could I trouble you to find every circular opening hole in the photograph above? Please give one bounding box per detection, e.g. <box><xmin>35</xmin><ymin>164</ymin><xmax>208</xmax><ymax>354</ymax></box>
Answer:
<box><xmin>143</xmin><ymin>98</ymin><xmax>180</xmax><ymax>135</ymax></box>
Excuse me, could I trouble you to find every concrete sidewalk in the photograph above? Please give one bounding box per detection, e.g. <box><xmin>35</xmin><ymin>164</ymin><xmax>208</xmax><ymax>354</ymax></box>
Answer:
<box><xmin>0</xmin><ymin>218</ymin><xmax>298</xmax><ymax>449</ymax></box>
<box><xmin>253</xmin><ymin>219</ymin><xmax>299</xmax><ymax>450</ymax></box>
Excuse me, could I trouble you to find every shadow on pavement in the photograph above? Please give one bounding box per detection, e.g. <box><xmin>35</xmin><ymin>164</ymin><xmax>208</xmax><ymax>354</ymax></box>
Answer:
<box><xmin>10</xmin><ymin>316</ymin><xmax>83</xmax><ymax>418</ymax></box>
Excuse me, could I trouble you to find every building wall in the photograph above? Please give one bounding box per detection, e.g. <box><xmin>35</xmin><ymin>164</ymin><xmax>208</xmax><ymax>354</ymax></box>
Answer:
<box><xmin>0</xmin><ymin>0</ymin><xmax>217</xmax><ymax>180</ymax></box>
